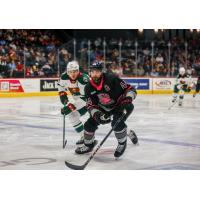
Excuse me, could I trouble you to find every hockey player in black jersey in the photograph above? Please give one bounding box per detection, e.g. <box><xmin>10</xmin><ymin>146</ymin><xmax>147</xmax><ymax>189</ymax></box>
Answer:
<box><xmin>75</xmin><ymin>61</ymin><xmax>138</xmax><ymax>158</ymax></box>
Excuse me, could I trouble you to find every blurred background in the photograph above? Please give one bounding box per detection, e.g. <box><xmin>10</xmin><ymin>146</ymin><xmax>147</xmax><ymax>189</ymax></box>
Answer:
<box><xmin>1</xmin><ymin>29</ymin><xmax>200</xmax><ymax>79</ymax></box>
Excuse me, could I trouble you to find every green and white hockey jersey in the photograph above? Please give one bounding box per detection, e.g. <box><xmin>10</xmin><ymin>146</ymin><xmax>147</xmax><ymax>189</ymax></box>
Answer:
<box><xmin>175</xmin><ymin>74</ymin><xmax>191</xmax><ymax>86</ymax></box>
<box><xmin>58</xmin><ymin>72</ymin><xmax>89</xmax><ymax>106</ymax></box>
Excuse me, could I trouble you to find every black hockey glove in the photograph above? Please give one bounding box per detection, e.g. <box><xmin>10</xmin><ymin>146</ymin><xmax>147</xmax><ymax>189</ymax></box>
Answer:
<box><xmin>118</xmin><ymin>97</ymin><xmax>134</xmax><ymax>119</ymax></box>
<box><xmin>93</xmin><ymin>111</ymin><xmax>111</xmax><ymax>125</ymax></box>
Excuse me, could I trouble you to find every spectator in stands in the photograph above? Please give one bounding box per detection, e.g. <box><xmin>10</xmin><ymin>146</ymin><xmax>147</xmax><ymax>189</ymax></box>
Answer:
<box><xmin>110</xmin><ymin>61</ymin><xmax>123</xmax><ymax>76</ymax></box>
<box><xmin>25</xmin><ymin>66</ymin><xmax>32</xmax><ymax>77</ymax></box>
<box><xmin>150</xmin><ymin>68</ymin><xmax>159</xmax><ymax>77</ymax></box>
<box><xmin>122</xmin><ymin>62</ymin><xmax>132</xmax><ymax>75</ymax></box>
<box><xmin>41</xmin><ymin>63</ymin><xmax>54</xmax><ymax>77</ymax></box>
<box><xmin>8</xmin><ymin>60</ymin><xmax>16</xmax><ymax>77</ymax></box>
<box><xmin>143</xmin><ymin>61</ymin><xmax>151</xmax><ymax>76</ymax></box>
<box><xmin>155</xmin><ymin>53</ymin><xmax>164</xmax><ymax>63</ymax></box>
<box><xmin>15</xmin><ymin>61</ymin><xmax>24</xmax><ymax>78</ymax></box>
<box><xmin>31</xmin><ymin>63</ymin><xmax>39</xmax><ymax>77</ymax></box>
<box><xmin>137</xmin><ymin>65</ymin><xmax>145</xmax><ymax>76</ymax></box>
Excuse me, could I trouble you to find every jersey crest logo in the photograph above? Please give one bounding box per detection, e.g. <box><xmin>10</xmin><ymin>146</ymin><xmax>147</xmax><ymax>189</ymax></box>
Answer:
<box><xmin>68</xmin><ymin>87</ymin><xmax>80</xmax><ymax>94</ymax></box>
<box><xmin>97</xmin><ymin>93</ymin><xmax>114</xmax><ymax>105</ymax></box>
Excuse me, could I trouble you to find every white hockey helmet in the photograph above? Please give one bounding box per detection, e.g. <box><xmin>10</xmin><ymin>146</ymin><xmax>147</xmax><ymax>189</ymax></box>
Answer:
<box><xmin>179</xmin><ymin>67</ymin><xmax>185</xmax><ymax>75</ymax></box>
<box><xmin>67</xmin><ymin>61</ymin><xmax>79</xmax><ymax>73</ymax></box>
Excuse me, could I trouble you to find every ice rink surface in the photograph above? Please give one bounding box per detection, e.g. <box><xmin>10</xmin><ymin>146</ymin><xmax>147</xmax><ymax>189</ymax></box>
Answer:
<box><xmin>0</xmin><ymin>94</ymin><xmax>200</xmax><ymax>170</ymax></box>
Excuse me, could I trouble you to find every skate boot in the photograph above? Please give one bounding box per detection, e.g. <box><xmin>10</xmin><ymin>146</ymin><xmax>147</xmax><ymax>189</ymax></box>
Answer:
<box><xmin>75</xmin><ymin>140</ymin><xmax>97</xmax><ymax>154</ymax></box>
<box><xmin>76</xmin><ymin>134</ymin><xmax>84</xmax><ymax>146</ymax></box>
<box><xmin>114</xmin><ymin>140</ymin><xmax>127</xmax><ymax>158</ymax></box>
<box><xmin>193</xmin><ymin>92</ymin><xmax>196</xmax><ymax>98</ymax></box>
<box><xmin>128</xmin><ymin>130</ymin><xmax>138</xmax><ymax>145</ymax></box>
<box><xmin>179</xmin><ymin>95</ymin><xmax>183</xmax><ymax>106</ymax></box>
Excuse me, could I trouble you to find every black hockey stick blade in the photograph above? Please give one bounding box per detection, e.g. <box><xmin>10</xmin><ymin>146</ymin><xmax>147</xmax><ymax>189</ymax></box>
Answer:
<box><xmin>65</xmin><ymin>161</ymin><xmax>86</xmax><ymax>170</ymax></box>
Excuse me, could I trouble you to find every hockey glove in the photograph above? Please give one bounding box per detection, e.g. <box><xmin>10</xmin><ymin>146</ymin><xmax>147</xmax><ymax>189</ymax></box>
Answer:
<box><xmin>59</xmin><ymin>91</ymin><xmax>69</xmax><ymax>105</ymax></box>
<box><xmin>61</xmin><ymin>103</ymin><xmax>76</xmax><ymax>115</ymax></box>
<box><xmin>93</xmin><ymin>111</ymin><xmax>111</xmax><ymax>125</ymax></box>
<box><xmin>118</xmin><ymin>97</ymin><xmax>134</xmax><ymax>119</ymax></box>
<box><xmin>187</xmin><ymin>86</ymin><xmax>191</xmax><ymax>92</ymax></box>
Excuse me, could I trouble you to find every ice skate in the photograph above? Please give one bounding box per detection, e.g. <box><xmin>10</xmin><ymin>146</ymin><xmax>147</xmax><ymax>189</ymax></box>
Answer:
<box><xmin>114</xmin><ymin>140</ymin><xmax>127</xmax><ymax>158</ymax></box>
<box><xmin>75</xmin><ymin>140</ymin><xmax>98</xmax><ymax>154</ymax></box>
<box><xmin>128</xmin><ymin>129</ymin><xmax>139</xmax><ymax>145</ymax></box>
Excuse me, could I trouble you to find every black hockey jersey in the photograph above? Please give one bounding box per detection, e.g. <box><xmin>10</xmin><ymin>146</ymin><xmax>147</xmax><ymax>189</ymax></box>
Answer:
<box><xmin>84</xmin><ymin>73</ymin><xmax>136</xmax><ymax>114</ymax></box>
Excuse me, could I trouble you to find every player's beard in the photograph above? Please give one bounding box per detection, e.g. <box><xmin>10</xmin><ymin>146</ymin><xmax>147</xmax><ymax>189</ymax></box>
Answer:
<box><xmin>92</xmin><ymin>75</ymin><xmax>102</xmax><ymax>84</ymax></box>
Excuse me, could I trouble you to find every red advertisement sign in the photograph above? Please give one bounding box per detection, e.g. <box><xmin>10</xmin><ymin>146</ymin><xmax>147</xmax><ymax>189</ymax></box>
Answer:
<box><xmin>0</xmin><ymin>80</ymin><xmax>24</xmax><ymax>92</ymax></box>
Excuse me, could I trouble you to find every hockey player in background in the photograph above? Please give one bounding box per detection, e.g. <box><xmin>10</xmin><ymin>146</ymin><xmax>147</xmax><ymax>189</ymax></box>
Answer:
<box><xmin>193</xmin><ymin>65</ymin><xmax>200</xmax><ymax>97</ymax></box>
<box><xmin>172</xmin><ymin>67</ymin><xmax>192</xmax><ymax>106</ymax></box>
<box><xmin>58</xmin><ymin>61</ymin><xmax>89</xmax><ymax>145</ymax></box>
<box><xmin>193</xmin><ymin>76</ymin><xmax>200</xmax><ymax>97</ymax></box>
<box><xmin>75</xmin><ymin>61</ymin><xmax>138</xmax><ymax>158</ymax></box>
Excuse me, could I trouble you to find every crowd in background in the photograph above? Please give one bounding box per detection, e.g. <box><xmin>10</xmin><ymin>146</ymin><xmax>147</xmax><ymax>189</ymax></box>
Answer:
<box><xmin>1</xmin><ymin>30</ymin><xmax>200</xmax><ymax>78</ymax></box>
<box><xmin>0</xmin><ymin>30</ymin><xmax>61</xmax><ymax>78</ymax></box>
<box><xmin>76</xmin><ymin>37</ymin><xmax>200</xmax><ymax>77</ymax></box>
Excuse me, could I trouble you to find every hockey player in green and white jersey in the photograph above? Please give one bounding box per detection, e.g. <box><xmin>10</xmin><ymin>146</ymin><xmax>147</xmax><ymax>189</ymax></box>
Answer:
<box><xmin>172</xmin><ymin>67</ymin><xmax>193</xmax><ymax>106</ymax></box>
<box><xmin>58</xmin><ymin>61</ymin><xmax>89</xmax><ymax>145</ymax></box>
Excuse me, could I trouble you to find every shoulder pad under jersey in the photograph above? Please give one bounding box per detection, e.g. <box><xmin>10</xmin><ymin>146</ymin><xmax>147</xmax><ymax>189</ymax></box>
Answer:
<box><xmin>78</xmin><ymin>73</ymin><xmax>89</xmax><ymax>84</ymax></box>
<box><xmin>60</xmin><ymin>72</ymin><xmax>69</xmax><ymax>80</ymax></box>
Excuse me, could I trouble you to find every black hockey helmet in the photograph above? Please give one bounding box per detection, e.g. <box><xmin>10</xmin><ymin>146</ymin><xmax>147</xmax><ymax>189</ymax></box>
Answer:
<box><xmin>89</xmin><ymin>61</ymin><xmax>103</xmax><ymax>71</ymax></box>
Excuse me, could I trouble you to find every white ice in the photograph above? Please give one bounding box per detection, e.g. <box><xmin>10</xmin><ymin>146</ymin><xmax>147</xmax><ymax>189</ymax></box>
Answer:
<box><xmin>0</xmin><ymin>94</ymin><xmax>200</xmax><ymax>170</ymax></box>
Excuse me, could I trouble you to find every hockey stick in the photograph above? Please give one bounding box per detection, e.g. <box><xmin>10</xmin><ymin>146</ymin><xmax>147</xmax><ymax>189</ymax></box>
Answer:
<box><xmin>63</xmin><ymin>114</ymin><xmax>67</xmax><ymax>148</ymax></box>
<box><xmin>65</xmin><ymin>112</ymin><xmax>127</xmax><ymax>170</ymax></box>
<box><xmin>168</xmin><ymin>98</ymin><xmax>178</xmax><ymax>110</ymax></box>
<box><xmin>62</xmin><ymin>101</ymin><xmax>75</xmax><ymax>149</ymax></box>
<box><xmin>58</xmin><ymin>80</ymin><xmax>76</xmax><ymax>149</ymax></box>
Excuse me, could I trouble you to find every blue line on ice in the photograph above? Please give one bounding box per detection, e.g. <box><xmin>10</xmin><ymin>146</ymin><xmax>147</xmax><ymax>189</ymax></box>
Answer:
<box><xmin>1</xmin><ymin>121</ymin><xmax>200</xmax><ymax>149</ymax></box>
